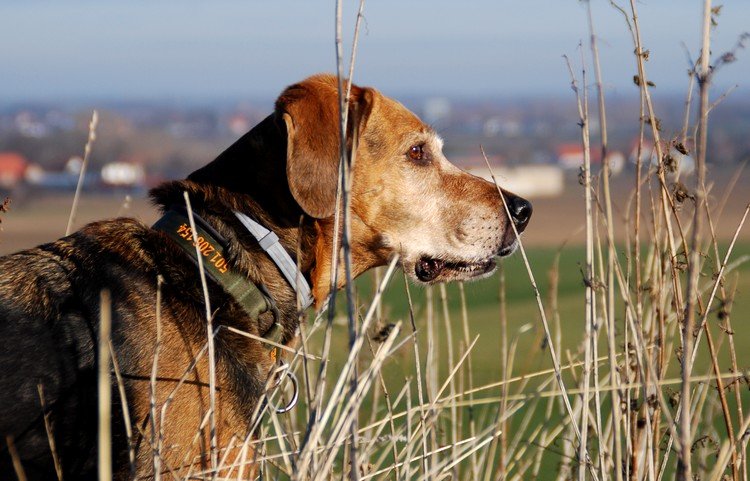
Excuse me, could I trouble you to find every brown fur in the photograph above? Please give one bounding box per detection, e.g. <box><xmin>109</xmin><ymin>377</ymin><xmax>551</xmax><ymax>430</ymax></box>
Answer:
<box><xmin>0</xmin><ymin>74</ymin><xmax>530</xmax><ymax>479</ymax></box>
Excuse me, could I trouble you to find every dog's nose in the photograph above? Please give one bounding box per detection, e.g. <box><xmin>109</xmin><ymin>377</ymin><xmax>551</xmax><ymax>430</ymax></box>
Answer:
<box><xmin>507</xmin><ymin>195</ymin><xmax>532</xmax><ymax>232</ymax></box>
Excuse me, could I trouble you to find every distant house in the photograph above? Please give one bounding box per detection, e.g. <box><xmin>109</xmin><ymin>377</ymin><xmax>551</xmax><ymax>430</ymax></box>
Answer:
<box><xmin>605</xmin><ymin>150</ymin><xmax>626</xmax><ymax>175</ymax></box>
<box><xmin>101</xmin><ymin>160</ymin><xmax>146</xmax><ymax>188</ymax></box>
<box><xmin>628</xmin><ymin>138</ymin><xmax>658</xmax><ymax>166</ymax></box>
<box><xmin>556</xmin><ymin>143</ymin><xmax>584</xmax><ymax>170</ymax></box>
<box><xmin>0</xmin><ymin>152</ymin><xmax>28</xmax><ymax>188</ymax></box>
<box><xmin>626</xmin><ymin>139</ymin><xmax>694</xmax><ymax>175</ymax></box>
<box><xmin>466</xmin><ymin>165</ymin><xmax>564</xmax><ymax>198</ymax></box>
<box><xmin>483</xmin><ymin>116</ymin><xmax>521</xmax><ymax>137</ymax></box>
<box><xmin>556</xmin><ymin>143</ymin><xmax>625</xmax><ymax>174</ymax></box>
<box><xmin>24</xmin><ymin>157</ymin><xmax>93</xmax><ymax>190</ymax></box>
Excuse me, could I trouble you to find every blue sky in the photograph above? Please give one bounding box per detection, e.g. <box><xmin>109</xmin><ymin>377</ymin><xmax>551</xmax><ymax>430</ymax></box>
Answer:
<box><xmin>1</xmin><ymin>1</ymin><xmax>748</xmax><ymax>102</ymax></box>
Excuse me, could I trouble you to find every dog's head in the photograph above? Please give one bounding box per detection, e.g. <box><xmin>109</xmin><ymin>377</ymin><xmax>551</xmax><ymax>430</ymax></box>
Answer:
<box><xmin>276</xmin><ymin>74</ymin><xmax>532</xmax><ymax>285</ymax></box>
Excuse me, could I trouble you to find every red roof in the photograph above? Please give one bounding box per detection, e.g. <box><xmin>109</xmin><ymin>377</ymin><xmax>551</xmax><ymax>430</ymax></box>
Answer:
<box><xmin>556</xmin><ymin>143</ymin><xmax>619</xmax><ymax>164</ymax></box>
<box><xmin>0</xmin><ymin>153</ymin><xmax>28</xmax><ymax>177</ymax></box>
<box><xmin>555</xmin><ymin>143</ymin><xmax>583</xmax><ymax>156</ymax></box>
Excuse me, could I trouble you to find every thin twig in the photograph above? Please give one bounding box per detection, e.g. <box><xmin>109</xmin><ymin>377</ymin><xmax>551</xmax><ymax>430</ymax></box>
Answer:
<box><xmin>99</xmin><ymin>289</ymin><xmax>112</xmax><ymax>481</ymax></box>
<box><xmin>151</xmin><ymin>275</ymin><xmax>164</xmax><ymax>481</ymax></box>
<box><xmin>183</xmin><ymin>191</ymin><xmax>218</xmax><ymax>474</ymax></box>
<box><xmin>679</xmin><ymin>2</ymin><xmax>712</xmax><ymax>479</ymax></box>
<box><xmin>66</xmin><ymin>110</ymin><xmax>98</xmax><ymax>236</ymax></box>
<box><xmin>5</xmin><ymin>436</ymin><xmax>27</xmax><ymax>481</ymax></box>
<box><xmin>37</xmin><ymin>384</ymin><xmax>63</xmax><ymax>481</ymax></box>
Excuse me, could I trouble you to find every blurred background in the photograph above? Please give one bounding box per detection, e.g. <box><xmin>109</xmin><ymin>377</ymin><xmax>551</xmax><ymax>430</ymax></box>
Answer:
<box><xmin>1</xmin><ymin>0</ymin><xmax>749</xmax><ymax>254</ymax></box>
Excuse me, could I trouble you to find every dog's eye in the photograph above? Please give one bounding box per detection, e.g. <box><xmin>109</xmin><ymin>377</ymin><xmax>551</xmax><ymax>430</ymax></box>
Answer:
<box><xmin>407</xmin><ymin>144</ymin><xmax>427</xmax><ymax>163</ymax></box>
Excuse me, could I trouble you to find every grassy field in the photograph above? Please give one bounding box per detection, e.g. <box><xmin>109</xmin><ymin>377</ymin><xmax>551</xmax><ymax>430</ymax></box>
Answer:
<box><xmin>292</xmin><ymin>238</ymin><xmax>750</xmax><ymax>479</ymax></box>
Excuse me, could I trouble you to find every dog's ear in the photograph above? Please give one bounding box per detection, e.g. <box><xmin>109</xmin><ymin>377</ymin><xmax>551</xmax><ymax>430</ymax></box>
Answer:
<box><xmin>276</xmin><ymin>76</ymin><xmax>375</xmax><ymax>219</ymax></box>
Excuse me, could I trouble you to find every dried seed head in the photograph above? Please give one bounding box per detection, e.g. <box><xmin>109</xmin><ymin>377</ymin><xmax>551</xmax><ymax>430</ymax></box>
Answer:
<box><xmin>717</xmin><ymin>298</ymin><xmax>732</xmax><ymax>321</ymax></box>
<box><xmin>674</xmin><ymin>141</ymin><xmax>689</xmax><ymax>155</ymax></box>
<box><xmin>372</xmin><ymin>323</ymin><xmax>396</xmax><ymax>343</ymax></box>
<box><xmin>671</xmin><ymin>181</ymin><xmax>693</xmax><ymax>204</ymax></box>
<box><xmin>644</xmin><ymin>116</ymin><xmax>662</xmax><ymax>131</ymax></box>
<box><xmin>721</xmin><ymin>52</ymin><xmax>736</xmax><ymax>64</ymax></box>
<box><xmin>667</xmin><ymin>387</ymin><xmax>680</xmax><ymax>409</ymax></box>
<box><xmin>0</xmin><ymin>197</ymin><xmax>10</xmax><ymax>226</ymax></box>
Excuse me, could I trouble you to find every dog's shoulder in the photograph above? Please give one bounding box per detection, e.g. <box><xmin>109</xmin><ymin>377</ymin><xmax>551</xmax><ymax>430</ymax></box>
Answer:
<box><xmin>0</xmin><ymin>217</ymin><xmax>164</xmax><ymax>313</ymax></box>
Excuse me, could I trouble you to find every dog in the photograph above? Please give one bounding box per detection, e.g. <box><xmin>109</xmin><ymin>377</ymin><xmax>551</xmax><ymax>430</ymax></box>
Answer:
<box><xmin>0</xmin><ymin>73</ymin><xmax>531</xmax><ymax>479</ymax></box>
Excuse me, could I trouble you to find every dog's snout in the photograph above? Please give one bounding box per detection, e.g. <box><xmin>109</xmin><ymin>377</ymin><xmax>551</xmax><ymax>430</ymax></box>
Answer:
<box><xmin>507</xmin><ymin>195</ymin><xmax>532</xmax><ymax>232</ymax></box>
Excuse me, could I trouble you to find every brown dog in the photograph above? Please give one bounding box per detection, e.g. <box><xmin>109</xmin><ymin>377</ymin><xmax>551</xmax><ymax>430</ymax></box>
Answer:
<box><xmin>0</xmin><ymin>74</ymin><xmax>531</xmax><ymax>479</ymax></box>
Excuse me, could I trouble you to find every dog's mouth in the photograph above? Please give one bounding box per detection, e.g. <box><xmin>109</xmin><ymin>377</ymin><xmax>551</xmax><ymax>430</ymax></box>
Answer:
<box><xmin>415</xmin><ymin>256</ymin><xmax>497</xmax><ymax>283</ymax></box>
<box><xmin>413</xmin><ymin>239</ymin><xmax>520</xmax><ymax>283</ymax></box>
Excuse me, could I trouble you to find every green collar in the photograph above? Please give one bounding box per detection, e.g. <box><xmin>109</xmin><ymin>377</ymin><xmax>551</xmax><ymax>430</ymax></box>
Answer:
<box><xmin>153</xmin><ymin>207</ymin><xmax>283</xmax><ymax>348</ymax></box>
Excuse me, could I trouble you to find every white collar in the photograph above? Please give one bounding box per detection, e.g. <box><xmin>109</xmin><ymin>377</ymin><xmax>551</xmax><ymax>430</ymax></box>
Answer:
<box><xmin>233</xmin><ymin>211</ymin><xmax>313</xmax><ymax>310</ymax></box>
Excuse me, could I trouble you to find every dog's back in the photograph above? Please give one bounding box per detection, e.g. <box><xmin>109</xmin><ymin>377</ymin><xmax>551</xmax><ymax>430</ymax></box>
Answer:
<box><xmin>0</xmin><ymin>219</ymin><xmax>150</xmax><ymax>479</ymax></box>
<box><xmin>0</xmin><ymin>214</ymin><xmax>271</xmax><ymax>479</ymax></box>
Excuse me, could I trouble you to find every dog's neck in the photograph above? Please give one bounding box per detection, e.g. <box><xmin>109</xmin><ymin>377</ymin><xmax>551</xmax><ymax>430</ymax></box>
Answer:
<box><xmin>309</xmin><ymin>216</ymin><xmax>390</xmax><ymax>305</ymax></box>
<box><xmin>149</xmin><ymin>181</ymin><xmax>386</xmax><ymax>310</ymax></box>
<box><xmin>150</xmin><ymin>114</ymin><xmax>388</xmax><ymax>310</ymax></box>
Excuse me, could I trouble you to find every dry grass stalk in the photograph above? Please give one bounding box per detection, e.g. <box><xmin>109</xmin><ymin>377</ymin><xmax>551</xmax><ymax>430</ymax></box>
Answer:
<box><xmin>183</xmin><ymin>190</ymin><xmax>219</xmax><ymax>474</ymax></box>
<box><xmin>303</xmin><ymin>4</ymin><xmax>367</xmax><ymax>476</ymax></box>
<box><xmin>586</xmin><ymin>2</ymin><xmax>622</xmax><ymax>478</ymax></box>
<box><xmin>677</xmin><ymin>1</ymin><xmax>714</xmax><ymax>477</ymax></box>
<box><xmin>564</xmin><ymin>42</ymin><xmax>598</xmax><ymax>481</ymax></box>
<box><xmin>6</xmin><ymin>435</ymin><xmax>27</xmax><ymax>481</ymax></box>
<box><xmin>36</xmin><ymin>384</ymin><xmax>63</xmax><ymax>481</ymax></box>
<box><xmin>151</xmin><ymin>275</ymin><xmax>164</xmax><ymax>480</ymax></box>
<box><xmin>402</xmin><ymin>274</ymin><xmax>430</xmax><ymax>477</ymax></box>
<box><xmin>66</xmin><ymin>110</ymin><xmax>98</xmax><ymax>236</ymax></box>
<box><xmin>438</xmin><ymin>283</ymin><xmax>459</xmax><ymax>476</ymax></box>
<box><xmin>99</xmin><ymin>289</ymin><xmax>112</xmax><ymax>481</ymax></box>
<box><xmin>333</xmin><ymin>1</ymin><xmax>360</xmax><ymax>474</ymax></box>
<box><xmin>109</xmin><ymin>340</ymin><xmax>136</xmax><ymax>476</ymax></box>
<box><xmin>482</xmin><ymin>262</ymin><xmax>507</xmax><ymax>481</ymax></box>
<box><xmin>457</xmin><ymin>282</ymin><xmax>480</xmax><ymax>478</ymax></box>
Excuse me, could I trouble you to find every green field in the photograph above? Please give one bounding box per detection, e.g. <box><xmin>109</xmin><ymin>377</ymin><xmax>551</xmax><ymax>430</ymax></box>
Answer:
<box><xmin>318</xmin><ymin>243</ymin><xmax>750</xmax><ymax>386</ymax></box>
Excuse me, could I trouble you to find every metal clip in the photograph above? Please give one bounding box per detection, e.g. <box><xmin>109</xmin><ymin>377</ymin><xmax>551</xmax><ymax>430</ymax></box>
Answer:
<box><xmin>266</xmin><ymin>360</ymin><xmax>299</xmax><ymax>414</ymax></box>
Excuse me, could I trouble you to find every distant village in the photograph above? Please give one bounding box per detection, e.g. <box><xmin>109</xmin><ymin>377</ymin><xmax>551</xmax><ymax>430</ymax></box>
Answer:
<box><xmin>1</xmin><ymin>93</ymin><xmax>744</xmax><ymax>200</ymax></box>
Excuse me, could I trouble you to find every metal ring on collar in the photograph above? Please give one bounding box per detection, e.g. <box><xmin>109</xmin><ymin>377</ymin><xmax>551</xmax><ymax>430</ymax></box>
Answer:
<box><xmin>267</xmin><ymin>361</ymin><xmax>299</xmax><ymax>414</ymax></box>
